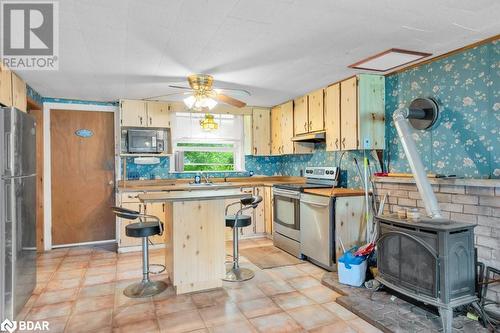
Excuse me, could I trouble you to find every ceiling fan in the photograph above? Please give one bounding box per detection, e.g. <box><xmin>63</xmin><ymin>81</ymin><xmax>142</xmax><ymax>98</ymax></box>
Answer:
<box><xmin>145</xmin><ymin>74</ymin><xmax>250</xmax><ymax>111</ymax></box>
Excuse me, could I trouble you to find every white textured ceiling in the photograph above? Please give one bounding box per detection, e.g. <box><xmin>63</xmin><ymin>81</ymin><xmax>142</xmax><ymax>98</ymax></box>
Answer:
<box><xmin>19</xmin><ymin>0</ymin><xmax>500</xmax><ymax>106</ymax></box>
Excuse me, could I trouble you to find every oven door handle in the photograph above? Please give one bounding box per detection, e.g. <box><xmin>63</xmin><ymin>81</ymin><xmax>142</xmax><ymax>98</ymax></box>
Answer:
<box><xmin>300</xmin><ymin>200</ymin><xmax>330</xmax><ymax>208</ymax></box>
<box><xmin>273</xmin><ymin>189</ymin><xmax>300</xmax><ymax>199</ymax></box>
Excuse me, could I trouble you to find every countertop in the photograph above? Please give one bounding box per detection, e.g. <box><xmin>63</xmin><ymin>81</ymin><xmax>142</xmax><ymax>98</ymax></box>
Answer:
<box><xmin>303</xmin><ymin>188</ymin><xmax>367</xmax><ymax>197</ymax></box>
<box><xmin>138</xmin><ymin>188</ymin><xmax>249</xmax><ymax>202</ymax></box>
<box><xmin>118</xmin><ymin>176</ymin><xmax>305</xmax><ymax>192</ymax></box>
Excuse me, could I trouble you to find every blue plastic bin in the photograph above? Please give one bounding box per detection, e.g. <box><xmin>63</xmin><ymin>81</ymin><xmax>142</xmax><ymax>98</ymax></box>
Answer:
<box><xmin>337</xmin><ymin>248</ymin><xmax>367</xmax><ymax>287</ymax></box>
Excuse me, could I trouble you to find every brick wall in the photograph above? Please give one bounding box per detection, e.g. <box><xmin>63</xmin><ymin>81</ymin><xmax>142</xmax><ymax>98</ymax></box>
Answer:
<box><xmin>374</xmin><ymin>177</ymin><xmax>500</xmax><ymax>304</ymax></box>
<box><xmin>374</xmin><ymin>178</ymin><xmax>499</xmax><ymax>269</ymax></box>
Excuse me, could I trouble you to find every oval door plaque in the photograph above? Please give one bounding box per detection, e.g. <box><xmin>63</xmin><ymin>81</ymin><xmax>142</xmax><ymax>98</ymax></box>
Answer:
<box><xmin>75</xmin><ymin>129</ymin><xmax>93</xmax><ymax>138</ymax></box>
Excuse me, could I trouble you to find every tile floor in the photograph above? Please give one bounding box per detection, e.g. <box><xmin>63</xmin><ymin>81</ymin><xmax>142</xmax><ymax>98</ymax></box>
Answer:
<box><xmin>18</xmin><ymin>238</ymin><xmax>382</xmax><ymax>333</ymax></box>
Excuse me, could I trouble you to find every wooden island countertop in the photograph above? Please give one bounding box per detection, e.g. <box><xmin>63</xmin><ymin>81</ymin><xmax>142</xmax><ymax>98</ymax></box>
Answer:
<box><xmin>303</xmin><ymin>188</ymin><xmax>366</xmax><ymax>197</ymax></box>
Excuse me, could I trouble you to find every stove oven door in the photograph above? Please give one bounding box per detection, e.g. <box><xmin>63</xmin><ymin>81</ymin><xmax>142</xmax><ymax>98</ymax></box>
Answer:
<box><xmin>272</xmin><ymin>189</ymin><xmax>300</xmax><ymax>241</ymax></box>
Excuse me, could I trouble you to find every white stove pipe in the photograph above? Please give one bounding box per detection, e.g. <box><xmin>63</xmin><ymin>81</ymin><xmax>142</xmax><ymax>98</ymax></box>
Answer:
<box><xmin>393</xmin><ymin>108</ymin><xmax>443</xmax><ymax>219</ymax></box>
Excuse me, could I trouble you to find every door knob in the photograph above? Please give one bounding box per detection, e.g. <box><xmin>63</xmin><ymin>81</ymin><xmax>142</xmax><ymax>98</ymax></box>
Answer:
<box><xmin>108</xmin><ymin>180</ymin><xmax>114</xmax><ymax>186</ymax></box>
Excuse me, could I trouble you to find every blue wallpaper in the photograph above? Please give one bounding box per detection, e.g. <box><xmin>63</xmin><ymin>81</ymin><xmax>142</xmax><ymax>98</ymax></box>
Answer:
<box><xmin>27</xmin><ymin>85</ymin><xmax>43</xmax><ymax>106</ymax></box>
<box><xmin>385</xmin><ymin>40</ymin><xmax>499</xmax><ymax>178</ymax></box>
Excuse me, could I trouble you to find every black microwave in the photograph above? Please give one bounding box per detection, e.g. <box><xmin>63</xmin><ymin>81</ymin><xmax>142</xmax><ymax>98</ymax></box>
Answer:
<box><xmin>127</xmin><ymin>129</ymin><xmax>166</xmax><ymax>153</ymax></box>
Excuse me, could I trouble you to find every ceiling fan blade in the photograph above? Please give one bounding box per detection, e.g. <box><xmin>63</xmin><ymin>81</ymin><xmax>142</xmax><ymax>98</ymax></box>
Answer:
<box><xmin>168</xmin><ymin>85</ymin><xmax>195</xmax><ymax>90</ymax></box>
<box><xmin>143</xmin><ymin>91</ymin><xmax>191</xmax><ymax>100</ymax></box>
<box><xmin>215</xmin><ymin>93</ymin><xmax>247</xmax><ymax>108</ymax></box>
<box><xmin>213</xmin><ymin>87</ymin><xmax>251</xmax><ymax>97</ymax></box>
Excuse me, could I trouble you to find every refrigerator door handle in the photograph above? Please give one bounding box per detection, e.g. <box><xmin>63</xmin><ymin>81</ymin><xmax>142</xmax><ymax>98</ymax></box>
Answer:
<box><xmin>4</xmin><ymin>131</ymin><xmax>11</xmax><ymax>173</ymax></box>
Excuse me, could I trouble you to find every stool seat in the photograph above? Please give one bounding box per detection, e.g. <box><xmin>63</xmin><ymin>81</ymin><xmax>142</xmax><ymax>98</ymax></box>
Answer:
<box><xmin>225</xmin><ymin>215</ymin><xmax>252</xmax><ymax>228</ymax></box>
<box><xmin>126</xmin><ymin>222</ymin><xmax>163</xmax><ymax>238</ymax></box>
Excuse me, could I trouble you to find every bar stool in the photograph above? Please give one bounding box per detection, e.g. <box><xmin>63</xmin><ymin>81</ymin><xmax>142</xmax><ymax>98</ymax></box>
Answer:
<box><xmin>111</xmin><ymin>206</ymin><xmax>168</xmax><ymax>297</ymax></box>
<box><xmin>224</xmin><ymin>195</ymin><xmax>263</xmax><ymax>282</ymax></box>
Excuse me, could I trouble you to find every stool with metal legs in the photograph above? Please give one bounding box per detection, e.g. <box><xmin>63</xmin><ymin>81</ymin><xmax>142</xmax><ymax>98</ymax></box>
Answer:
<box><xmin>223</xmin><ymin>195</ymin><xmax>263</xmax><ymax>282</ymax></box>
<box><xmin>111</xmin><ymin>206</ymin><xmax>168</xmax><ymax>297</ymax></box>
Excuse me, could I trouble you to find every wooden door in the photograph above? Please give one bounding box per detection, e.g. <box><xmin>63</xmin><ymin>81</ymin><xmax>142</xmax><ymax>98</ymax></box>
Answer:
<box><xmin>252</xmin><ymin>108</ymin><xmax>271</xmax><ymax>156</ymax></box>
<box><xmin>270</xmin><ymin>105</ymin><xmax>282</xmax><ymax>155</ymax></box>
<box><xmin>280</xmin><ymin>101</ymin><xmax>294</xmax><ymax>155</ymax></box>
<box><xmin>51</xmin><ymin>110</ymin><xmax>115</xmax><ymax>245</ymax></box>
<box><xmin>254</xmin><ymin>187</ymin><xmax>265</xmax><ymax>233</ymax></box>
<box><xmin>334</xmin><ymin>197</ymin><xmax>366</xmax><ymax>261</ymax></box>
<box><xmin>11</xmin><ymin>73</ymin><xmax>26</xmax><ymax>112</ymax></box>
<box><xmin>293</xmin><ymin>96</ymin><xmax>308</xmax><ymax>135</ymax></box>
<box><xmin>147</xmin><ymin>101</ymin><xmax>171</xmax><ymax>128</ymax></box>
<box><xmin>263</xmin><ymin>187</ymin><xmax>273</xmax><ymax>235</ymax></box>
<box><xmin>120</xmin><ymin>99</ymin><xmax>147</xmax><ymax>127</ymax></box>
<box><xmin>325</xmin><ymin>83</ymin><xmax>341</xmax><ymax>151</ymax></box>
<box><xmin>340</xmin><ymin>77</ymin><xmax>358</xmax><ymax>150</ymax></box>
<box><xmin>308</xmin><ymin>89</ymin><xmax>324</xmax><ymax>132</ymax></box>
<box><xmin>0</xmin><ymin>63</ymin><xmax>12</xmax><ymax>106</ymax></box>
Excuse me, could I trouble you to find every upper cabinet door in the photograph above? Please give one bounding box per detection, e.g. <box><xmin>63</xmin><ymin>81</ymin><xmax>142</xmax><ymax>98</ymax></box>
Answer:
<box><xmin>340</xmin><ymin>77</ymin><xmax>358</xmax><ymax>150</ymax></box>
<box><xmin>252</xmin><ymin>108</ymin><xmax>271</xmax><ymax>156</ymax></box>
<box><xmin>293</xmin><ymin>96</ymin><xmax>308</xmax><ymax>135</ymax></box>
<box><xmin>280</xmin><ymin>101</ymin><xmax>294</xmax><ymax>155</ymax></box>
<box><xmin>120</xmin><ymin>99</ymin><xmax>147</xmax><ymax>127</ymax></box>
<box><xmin>0</xmin><ymin>64</ymin><xmax>12</xmax><ymax>107</ymax></box>
<box><xmin>324</xmin><ymin>83</ymin><xmax>341</xmax><ymax>151</ymax></box>
<box><xmin>11</xmin><ymin>73</ymin><xmax>26</xmax><ymax>112</ymax></box>
<box><xmin>307</xmin><ymin>89</ymin><xmax>324</xmax><ymax>132</ymax></box>
<box><xmin>147</xmin><ymin>101</ymin><xmax>171</xmax><ymax>127</ymax></box>
<box><xmin>270</xmin><ymin>105</ymin><xmax>282</xmax><ymax>155</ymax></box>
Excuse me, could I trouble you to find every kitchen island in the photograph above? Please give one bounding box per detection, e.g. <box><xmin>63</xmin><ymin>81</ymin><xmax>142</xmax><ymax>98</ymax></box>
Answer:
<box><xmin>138</xmin><ymin>188</ymin><xmax>248</xmax><ymax>294</ymax></box>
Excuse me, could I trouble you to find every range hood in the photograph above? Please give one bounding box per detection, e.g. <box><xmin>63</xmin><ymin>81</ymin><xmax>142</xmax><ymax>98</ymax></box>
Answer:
<box><xmin>291</xmin><ymin>131</ymin><xmax>325</xmax><ymax>142</ymax></box>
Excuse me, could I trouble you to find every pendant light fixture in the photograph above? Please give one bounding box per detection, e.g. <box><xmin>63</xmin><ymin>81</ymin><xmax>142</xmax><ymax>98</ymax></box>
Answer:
<box><xmin>199</xmin><ymin>114</ymin><xmax>219</xmax><ymax>131</ymax></box>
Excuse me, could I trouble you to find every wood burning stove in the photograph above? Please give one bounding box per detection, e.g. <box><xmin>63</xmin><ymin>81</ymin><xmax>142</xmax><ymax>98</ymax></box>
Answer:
<box><xmin>376</xmin><ymin>215</ymin><xmax>477</xmax><ymax>332</ymax></box>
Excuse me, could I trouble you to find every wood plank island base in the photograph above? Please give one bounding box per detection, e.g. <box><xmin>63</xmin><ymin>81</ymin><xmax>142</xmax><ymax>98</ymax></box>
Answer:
<box><xmin>139</xmin><ymin>189</ymin><xmax>247</xmax><ymax>294</ymax></box>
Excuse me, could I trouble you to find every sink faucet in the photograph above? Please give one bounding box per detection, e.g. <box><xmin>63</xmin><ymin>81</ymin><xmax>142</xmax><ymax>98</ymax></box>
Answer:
<box><xmin>200</xmin><ymin>171</ymin><xmax>212</xmax><ymax>184</ymax></box>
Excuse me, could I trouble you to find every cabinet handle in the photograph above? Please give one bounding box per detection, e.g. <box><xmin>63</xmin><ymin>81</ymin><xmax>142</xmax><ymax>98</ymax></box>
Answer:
<box><xmin>309</xmin><ymin>121</ymin><xmax>312</xmax><ymax>131</ymax></box>
<box><xmin>335</xmin><ymin>138</ymin><xmax>339</xmax><ymax>149</ymax></box>
<box><xmin>341</xmin><ymin>137</ymin><xmax>346</xmax><ymax>148</ymax></box>
<box><xmin>139</xmin><ymin>116</ymin><xmax>143</xmax><ymax>125</ymax></box>
<box><xmin>304</xmin><ymin>122</ymin><xmax>307</xmax><ymax>131</ymax></box>
<box><xmin>162</xmin><ymin>203</ymin><xmax>165</xmax><ymax>212</ymax></box>
<box><xmin>149</xmin><ymin>117</ymin><xmax>152</xmax><ymax>125</ymax></box>
<box><xmin>254</xmin><ymin>147</ymin><xmax>257</xmax><ymax>155</ymax></box>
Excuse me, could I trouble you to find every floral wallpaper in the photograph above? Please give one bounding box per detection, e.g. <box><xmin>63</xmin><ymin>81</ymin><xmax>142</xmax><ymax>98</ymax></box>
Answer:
<box><xmin>385</xmin><ymin>40</ymin><xmax>499</xmax><ymax>178</ymax></box>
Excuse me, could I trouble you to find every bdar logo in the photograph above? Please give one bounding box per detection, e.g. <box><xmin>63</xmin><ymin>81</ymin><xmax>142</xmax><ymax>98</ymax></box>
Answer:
<box><xmin>0</xmin><ymin>319</ymin><xmax>17</xmax><ymax>333</ymax></box>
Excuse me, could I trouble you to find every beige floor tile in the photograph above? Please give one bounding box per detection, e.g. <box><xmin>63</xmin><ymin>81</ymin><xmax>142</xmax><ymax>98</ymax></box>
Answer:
<box><xmin>155</xmin><ymin>294</ymin><xmax>197</xmax><ymax>316</ymax></box>
<box><xmin>53</xmin><ymin>268</ymin><xmax>86</xmax><ymax>280</ymax></box>
<box><xmin>89</xmin><ymin>258</ymin><xmax>118</xmax><ymax>267</ymax></box>
<box><xmin>322</xmin><ymin>302</ymin><xmax>358</xmax><ymax>320</ymax></box>
<box><xmin>199</xmin><ymin>302</ymin><xmax>245</xmax><ymax>327</ymax></box>
<box><xmin>27</xmin><ymin>302</ymin><xmax>73</xmax><ymax>321</ymax></box>
<box><xmin>295</xmin><ymin>262</ymin><xmax>327</xmax><ymax>276</ymax></box>
<box><xmin>83</xmin><ymin>272</ymin><xmax>116</xmax><ymax>286</ymax></box>
<box><xmin>86</xmin><ymin>264</ymin><xmax>117</xmax><ymax>276</ymax></box>
<box><xmin>58</xmin><ymin>261</ymin><xmax>89</xmax><ymax>271</ymax></box>
<box><xmin>45</xmin><ymin>277</ymin><xmax>82</xmax><ymax>291</ymax></box>
<box><xmin>61</xmin><ymin>254</ymin><xmax>91</xmax><ymax>263</ymax></box>
<box><xmin>249</xmin><ymin>312</ymin><xmax>303</xmax><ymax>333</ymax></box>
<box><xmin>79</xmin><ymin>282</ymin><xmax>116</xmax><ymax>298</ymax></box>
<box><xmin>299</xmin><ymin>285</ymin><xmax>341</xmax><ymax>304</ymax></box>
<box><xmin>66</xmin><ymin>309</ymin><xmax>113</xmax><ymax>332</ymax></box>
<box><xmin>158</xmin><ymin>309</ymin><xmax>206</xmax><ymax>333</ymax></box>
<box><xmin>237</xmin><ymin>297</ymin><xmax>281</xmax><ymax>319</ymax></box>
<box><xmin>208</xmin><ymin>319</ymin><xmax>257</xmax><ymax>333</ymax></box>
<box><xmin>287</xmin><ymin>276</ymin><xmax>321</xmax><ymax>290</ymax></box>
<box><xmin>286</xmin><ymin>304</ymin><xmax>338</xmax><ymax>330</ymax></box>
<box><xmin>112</xmin><ymin>318</ymin><xmax>159</xmax><ymax>333</ymax></box>
<box><xmin>35</xmin><ymin>288</ymin><xmax>78</xmax><ymax>306</ymax></box>
<box><xmin>191</xmin><ymin>289</ymin><xmax>229</xmax><ymax>308</ymax></box>
<box><xmin>257</xmin><ymin>280</ymin><xmax>295</xmax><ymax>296</ymax></box>
<box><xmin>225</xmin><ymin>285</ymin><xmax>266</xmax><ymax>303</ymax></box>
<box><xmin>308</xmin><ymin>320</ymin><xmax>357</xmax><ymax>333</ymax></box>
<box><xmin>67</xmin><ymin>247</ymin><xmax>93</xmax><ymax>256</ymax></box>
<box><xmin>347</xmin><ymin>317</ymin><xmax>383</xmax><ymax>333</ymax></box>
<box><xmin>272</xmin><ymin>291</ymin><xmax>314</xmax><ymax>310</ymax></box>
<box><xmin>267</xmin><ymin>266</ymin><xmax>308</xmax><ymax>280</ymax></box>
<box><xmin>74</xmin><ymin>294</ymin><xmax>115</xmax><ymax>314</ymax></box>
<box><xmin>113</xmin><ymin>301</ymin><xmax>156</xmax><ymax>327</ymax></box>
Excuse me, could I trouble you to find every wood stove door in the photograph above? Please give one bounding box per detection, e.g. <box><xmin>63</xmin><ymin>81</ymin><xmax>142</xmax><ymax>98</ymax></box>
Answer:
<box><xmin>377</xmin><ymin>230</ymin><xmax>439</xmax><ymax>299</ymax></box>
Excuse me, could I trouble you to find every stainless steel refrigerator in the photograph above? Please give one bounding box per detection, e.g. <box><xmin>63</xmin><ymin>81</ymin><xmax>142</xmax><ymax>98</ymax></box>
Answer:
<box><xmin>0</xmin><ymin>107</ymin><xmax>36</xmax><ymax>321</ymax></box>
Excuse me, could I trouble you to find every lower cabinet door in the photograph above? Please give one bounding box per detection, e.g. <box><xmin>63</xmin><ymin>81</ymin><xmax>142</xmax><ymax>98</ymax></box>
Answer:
<box><xmin>119</xmin><ymin>202</ymin><xmax>143</xmax><ymax>247</ymax></box>
<box><xmin>145</xmin><ymin>203</ymin><xmax>166</xmax><ymax>245</ymax></box>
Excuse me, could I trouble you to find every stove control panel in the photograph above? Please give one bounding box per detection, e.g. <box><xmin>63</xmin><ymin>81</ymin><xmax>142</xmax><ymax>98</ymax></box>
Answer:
<box><xmin>304</xmin><ymin>167</ymin><xmax>339</xmax><ymax>180</ymax></box>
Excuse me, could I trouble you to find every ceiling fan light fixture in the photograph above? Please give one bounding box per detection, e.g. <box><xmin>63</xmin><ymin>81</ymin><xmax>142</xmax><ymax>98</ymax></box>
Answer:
<box><xmin>183</xmin><ymin>95</ymin><xmax>196</xmax><ymax>109</ymax></box>
<box><xmin>183</xmin><ymin>95</ymin><xmax>217</xmax><ymax>111</ymax></box>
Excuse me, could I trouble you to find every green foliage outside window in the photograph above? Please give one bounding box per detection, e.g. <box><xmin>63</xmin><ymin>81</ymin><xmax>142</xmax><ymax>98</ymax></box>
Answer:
<box><xmin>183</xmin><ymin>150</ymin><xmax>235</xmax><ymax>172</ymax></box>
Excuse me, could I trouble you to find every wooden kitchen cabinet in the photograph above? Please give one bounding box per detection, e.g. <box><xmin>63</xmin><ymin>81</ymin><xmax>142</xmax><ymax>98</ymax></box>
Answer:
<box><xmin>334</xmin><ymin>196</ymin><xmax>366</xmax><ymax>261</ymax></box>
<box><xmin>307</xmin><ymin>89</ymin><xmax>324</xmax><ymax>132</ymax></box>
<box><xmin>263</xmin><ymin>186</ymin><xmax>273</xmax><ymax>236</ymax></box>
<box><xmin>11</xmin><ymin>72</ymin><xmax>26</xmax><ymax>112</ymax></box>
<box><xmin>0</xmin><ymin>63</ymin><xmax>12</xmax><ymax>107</ymax></box>
<box><xmin>120</xmin><ymin>99</ymin><xmax>147</xmax><ymax>127</ymax></box>
<box><xmin>270</xmin><ymin>105</ymin><xmax>282</xmax><ymax>155</ymax></box>
<box><xmin>253</xmin><ymin>187</ymin><xmax>265</xmax><ymax>234</ymax></box>
<box><xmin>340</xmin><ymin>75</ymin><xmax>385</xmax><ymax>150</ymax></box>
<box><xmin>145</xmin><ymin>202</ymin><xmax>167</xmax><ymax>244</ymax></box>
<box><xmin>118</xmin><ymin>201</ymin><xmax>143</xmax><ymax>247</ymax></box>
<box><xmin>325</xmin><ymin>83</ymin><xmax>341</xmax><ymax>151</ymax></box>
<box><xmin>252</xmin><ymin>108</ymin><xmax>271</xmax><ymax>156</ymax></box>
<box><xmin>293</xmin><ymin>95</ymin><xmax>308</xmax><ymax>135</ymax></box>
<box><xmin>146</xmin><ymin>101</ymin><xmax>171</xmax><ymax>128</ymax></box>
<box><xmin>280</xmin><ymin>101</ymin><xmax>294</xmax><ymax>155</ymax></box>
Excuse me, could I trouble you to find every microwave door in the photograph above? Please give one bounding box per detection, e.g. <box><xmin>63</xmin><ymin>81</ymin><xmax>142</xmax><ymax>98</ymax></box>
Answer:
<box><xmin>128</xmin><ymin>132</ymin><xmax>153</xmax><ymax>153</ymax></box>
